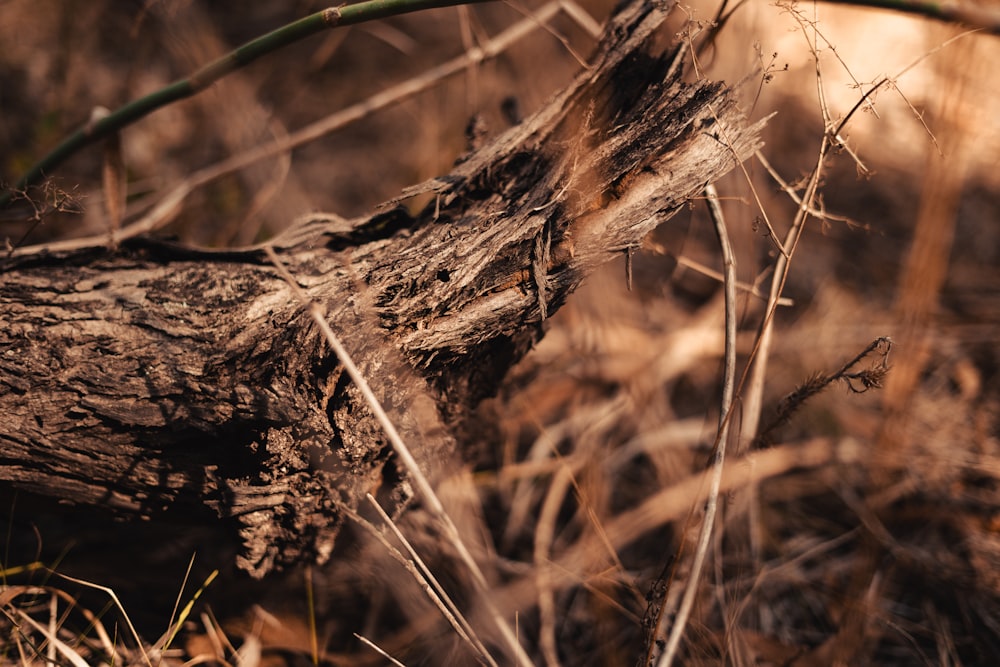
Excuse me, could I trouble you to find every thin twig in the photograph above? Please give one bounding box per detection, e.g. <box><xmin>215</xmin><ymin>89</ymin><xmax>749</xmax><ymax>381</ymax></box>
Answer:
<box><xmin>342</xmin><ymin>501</ymin><xmax>487</xmax><ymax>662</ymax></box>
<box><xmin>740</xmin><ymin>2</ymin><xmax>964</xmax><ymax>444</ymax></box>
<box><xmin>675</xmin><ymin>254</ymin><xmax>794</xmax><ymax>305</ymax></box>
<box><xmin>653</xmin><ymin>183</ymin><xmax>738</xmax><ymax>667</ymax></box>
<box><xmin>355</xmin><ymin>633</ymin><xmax>408</xmax><ymax>667</ymax></box>
<box><xmin>830</xmin><ymin>28</ymin><xmax>977</xmax><ymax>144</ymax></box>
<box><xmin>741</xmin><ymin>147</ymin><xmax>825</xmax><ymax>446</ymax></box>
<box><xmin>0</xmin><ymin>0</ymin><xmax>499</xmax><ymax>207</ymax></box>
<box><xmin>754</xmin><ymin>150</ymin><xmax>859</xmax><ymax>229</ymax></box>
<box><xmin>740</xmin><ymin>2</ymin><xmax>835</xmax><ymax>447</ymax></box>
<box><xmin>365</xmin><ymin>494</ymin><xmax>498</xmax><ymax>666</ymax></box>
<box><xmin>504</xmin><ymin>0</ymin><xmax>591</xmax><ymax>67</ymax></box>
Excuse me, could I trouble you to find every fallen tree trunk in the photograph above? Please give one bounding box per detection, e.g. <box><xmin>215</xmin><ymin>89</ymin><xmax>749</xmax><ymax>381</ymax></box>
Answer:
<box><xmin>0</xmin><ymin>0</ymin><xmax>764</xmax><ymax>577</ymax></box>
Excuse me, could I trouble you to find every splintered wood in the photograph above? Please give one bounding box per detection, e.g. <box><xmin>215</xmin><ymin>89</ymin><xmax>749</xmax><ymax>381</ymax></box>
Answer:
<box><xmin>0</xmin><ymin>0</ymin><xmax>764</xmax><ymax>577</ymax></box>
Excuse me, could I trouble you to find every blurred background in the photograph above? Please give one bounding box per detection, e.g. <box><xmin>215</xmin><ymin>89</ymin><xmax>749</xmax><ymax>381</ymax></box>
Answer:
<box><xmin>1</xmin><ymin>0</ymin><xmax>998</xmax><ymax>664</ymax></box>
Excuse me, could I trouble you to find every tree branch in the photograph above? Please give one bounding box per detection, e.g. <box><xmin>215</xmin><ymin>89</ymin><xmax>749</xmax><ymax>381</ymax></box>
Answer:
<box><xmin>0</xmin><ymin>0</ymin><xmax>765</xmax><ymax>578</ymax></box>
<box><xmin>0</xmin><ymin>0</ymin><xmax>497</xmax><ymax>208</ymax></box>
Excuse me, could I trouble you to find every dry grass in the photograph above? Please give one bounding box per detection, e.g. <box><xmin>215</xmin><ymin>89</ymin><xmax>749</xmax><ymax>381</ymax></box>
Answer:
<box><xmin>2</xmin><ymin>0</ymin><xmax>999</xmax><ymax>665</ymax></box>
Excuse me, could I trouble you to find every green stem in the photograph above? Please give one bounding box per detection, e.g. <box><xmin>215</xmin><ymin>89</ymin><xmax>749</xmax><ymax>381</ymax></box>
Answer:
<box><xmin>1</xmin><ymin>0</ymin><xmax>495</xmax><ymax>207</ymax></box>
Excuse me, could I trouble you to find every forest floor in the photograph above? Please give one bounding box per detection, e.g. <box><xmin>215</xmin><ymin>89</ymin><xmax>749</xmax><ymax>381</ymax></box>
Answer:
<box><xmin>1</xmin><ymin>0</ymin><xmax>998</xmax><ymax>665</ymax></box>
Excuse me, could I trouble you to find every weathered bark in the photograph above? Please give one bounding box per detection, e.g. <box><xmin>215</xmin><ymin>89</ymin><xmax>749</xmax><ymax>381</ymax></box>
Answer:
<box><xmin>0</xmin><ymin>0</ymin><xmax>764</xmax><ymax>577</ymax></box>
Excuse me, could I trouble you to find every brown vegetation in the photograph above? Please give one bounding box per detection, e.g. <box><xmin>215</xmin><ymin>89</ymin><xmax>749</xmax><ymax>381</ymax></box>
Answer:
<box><xmin>1</xmin><ymin>0</ymin><xmax>998</xmax><ymax>665</ymax></box>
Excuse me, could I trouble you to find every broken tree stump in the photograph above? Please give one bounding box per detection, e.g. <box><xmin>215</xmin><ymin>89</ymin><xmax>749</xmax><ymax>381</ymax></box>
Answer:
<box><xmin>0</xmin><ymin>0</ymin><xmax>764</xmax><ymax>577</ymax></box>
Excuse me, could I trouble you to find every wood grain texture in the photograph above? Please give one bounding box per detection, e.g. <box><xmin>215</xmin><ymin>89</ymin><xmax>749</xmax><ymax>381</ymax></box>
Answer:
<box><xmin>0</xmin><ymin>0</ymin><xmax>765</xmax><ymax>577</ymax></box>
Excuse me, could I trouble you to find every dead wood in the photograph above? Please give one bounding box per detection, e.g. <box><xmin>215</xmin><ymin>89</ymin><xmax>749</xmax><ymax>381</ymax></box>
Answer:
<box><xmin>0</xmin><ymin>0</ymin><xmax>765</xmax><ymax>577</ymax></box>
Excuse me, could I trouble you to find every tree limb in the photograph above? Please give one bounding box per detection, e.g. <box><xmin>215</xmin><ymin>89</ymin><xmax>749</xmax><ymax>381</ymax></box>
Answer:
<box><xmin>0</xmin><ymin>0</ymin><xmax>765</xmax><ymax>577</ymax></box>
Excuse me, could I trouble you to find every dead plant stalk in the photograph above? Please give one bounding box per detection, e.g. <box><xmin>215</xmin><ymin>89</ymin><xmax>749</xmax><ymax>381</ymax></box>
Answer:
<box><xmin>650</xmin><ymin>183</ymin><xmax>739</xmax><ymax>667</ymax></box>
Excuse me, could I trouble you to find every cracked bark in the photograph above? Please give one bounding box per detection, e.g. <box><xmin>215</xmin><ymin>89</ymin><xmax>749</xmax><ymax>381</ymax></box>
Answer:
<box><xmin>0</xmin><ymin>0</ymin><xmax>765</xmax><ymax>577</ymax></box>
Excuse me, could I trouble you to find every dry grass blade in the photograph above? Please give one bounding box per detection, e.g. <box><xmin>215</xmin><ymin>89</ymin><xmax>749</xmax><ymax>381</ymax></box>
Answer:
<box><xmin>558</xmin><ymin>0</ymin><xmax>604</xmax><ymax>38</ymax></box>
<box><xmin>157</xmin><ymin>568</ymin><xmax>219</xmax><ymax>653</ymax></box>
<box><xmin>363</xmin><ymin>494</ymin><xmax>497</xmax><ymax>665</ymax></box>
<box><xmin>198</xmin><ymin>610</ymin><xmax>235</xmax><ymax>662</ymax></box>
<box><xmin>47</xmin><ymin>571</ymin><xmax>153</xmax><ymax>667</ymax></box>
<box><xmin>343</xmin><ymin>502</ymin><xmax>485</xmax><ymax>660</ymax></box>
<box><xmin>305</xmin><ymin>565</ymin><xmax>319</xmax><ymax>666</ymax></box>
<box><xmin>0</xmin><ymin>584</ymin><xmax>139</xmax><ymax>666</ymax></box>
<box><xmin>13</xmin><ymin>610</ymin><xmax>90</xmax><ymax>667</ymax></box>
<box><xmin>355</xmin><ymin>632</ymin><xmax>408</xmax><ymax>666</ymax></box>
<box><xmin>3</xmin><ymin>585</ymin><xmax>122</xmax><ymax>664</ymax></box>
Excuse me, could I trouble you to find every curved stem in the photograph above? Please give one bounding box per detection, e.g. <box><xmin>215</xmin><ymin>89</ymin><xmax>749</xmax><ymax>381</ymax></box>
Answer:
<box><xmin>1</xmin><ymin>0</ymin><xmax>494</xmax><ymax>207</ymax></box>
<box><xmin>654</xmin><ymin>183</ymin><xmax>738</xmax><ymax>667</ymax></box>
